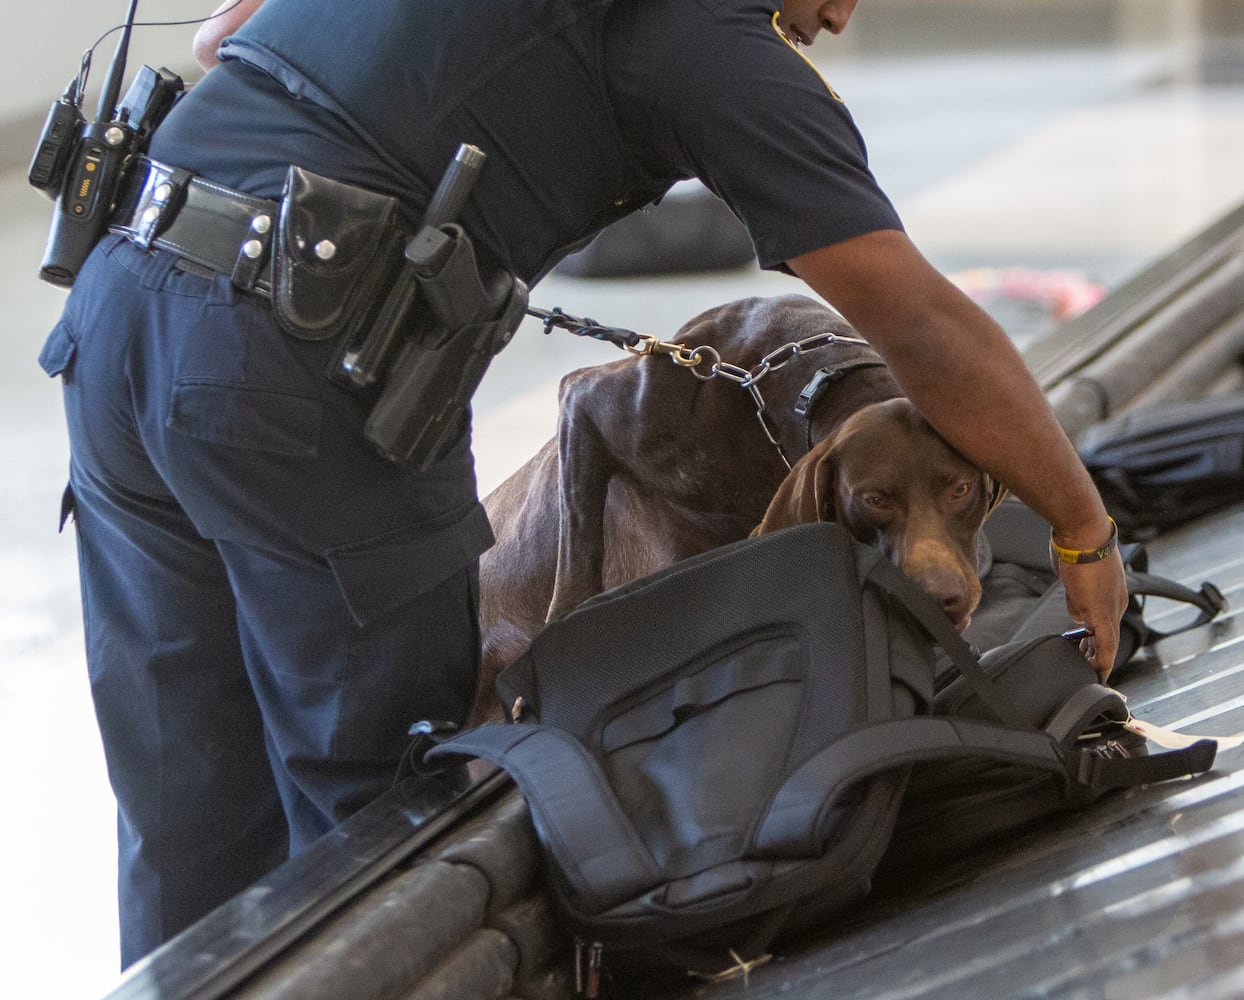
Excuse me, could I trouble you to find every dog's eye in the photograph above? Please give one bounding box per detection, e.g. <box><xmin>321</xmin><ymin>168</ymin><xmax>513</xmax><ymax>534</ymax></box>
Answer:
<box><xmin>950</xmin><ymin>480</ymin><xmax>974</xmax><ymax>500</ymax></box>
<box><xmin>862</xmin><ymin>493</ymin><xmax>890</xmax><ymax>510</ymax></box>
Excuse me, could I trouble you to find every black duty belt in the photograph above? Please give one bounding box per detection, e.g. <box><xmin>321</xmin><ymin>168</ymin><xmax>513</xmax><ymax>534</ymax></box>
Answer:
<box><xmin>109</xmin><ymin>156</ymin><xmax>280</xmax><ymax>296</ymax></box>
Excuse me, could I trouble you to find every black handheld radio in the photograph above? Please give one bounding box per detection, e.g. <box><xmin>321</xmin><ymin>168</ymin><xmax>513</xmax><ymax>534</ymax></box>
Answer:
<box><xmin>31</xmin><ymin>0</ymin><xmax>183</xmax><ymax>287</ymax></box>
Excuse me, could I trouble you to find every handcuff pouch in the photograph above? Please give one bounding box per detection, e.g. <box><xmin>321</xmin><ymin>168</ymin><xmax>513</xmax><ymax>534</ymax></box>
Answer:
<box><xmin>272</xmin><ymin>165</ymin><xmax>403</xmax><ymax>342</ymax></box>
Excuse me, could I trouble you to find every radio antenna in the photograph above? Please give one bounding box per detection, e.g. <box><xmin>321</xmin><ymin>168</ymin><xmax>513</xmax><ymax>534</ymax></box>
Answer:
<box><xmin>95</xmin><ymin>0</ymin><xmax>140</xmax><ymax>122</ymax></box>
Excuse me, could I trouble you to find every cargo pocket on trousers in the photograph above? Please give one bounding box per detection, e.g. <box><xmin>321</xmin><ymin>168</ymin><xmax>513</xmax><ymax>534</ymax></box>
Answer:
<box><xmin>39</xmin><ymin>324</ymin><xmax>79</xmax><ymax>534</ymax></box>
<box><xmin>168</xmin><ymin>379</ymin><xmax>321</xmax><ymax>457</ymax></box>
<box><xmin>39</xmin><ymin>321</ymin><xmax>78</xmax><ymax>381</ymax></box>
<box><xmin>325</xmin><ymin>501</ymin><xmax>494</xmax><ymax>628</ymax></box>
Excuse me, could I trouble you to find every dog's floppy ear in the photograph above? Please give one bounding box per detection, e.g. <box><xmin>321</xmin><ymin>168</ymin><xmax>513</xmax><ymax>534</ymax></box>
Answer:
<box><xmin>751</xmin><ymin>437</ymin><xmax>837</xmax><ymax>537</ymax></box>
<box><xmin>985</xmin><ymin>476</ymin><xmax>1009</xmax><ymax>517</ymax></box>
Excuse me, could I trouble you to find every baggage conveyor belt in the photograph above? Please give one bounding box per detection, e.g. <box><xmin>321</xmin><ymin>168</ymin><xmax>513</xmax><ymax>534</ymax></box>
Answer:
<box><xmin>103</xmin><ymin>201</ymin><xmax>1244</xmax><ymax>1000</ymax></box>
<box><xmin>105</xmin><ymin>769</ymin><xmax>565</xmax><ymax>1000</ymax></box>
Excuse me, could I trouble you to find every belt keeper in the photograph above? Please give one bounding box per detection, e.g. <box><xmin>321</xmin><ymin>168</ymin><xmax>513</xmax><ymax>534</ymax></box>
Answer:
<box><xmin>232</xmin><ymin>211</ymin><xmax>274</xmax><ymax>291</ymax></box>
<box><xmin>133</xmin><ymin>164</ymin><xmax>191</xmax><ymax>251</ymax></box>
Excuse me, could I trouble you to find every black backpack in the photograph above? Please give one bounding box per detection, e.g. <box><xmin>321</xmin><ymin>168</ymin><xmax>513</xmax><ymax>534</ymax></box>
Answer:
<box><xmin>430</xmin><ymin>523</ymin><xmax>1218</xmax><ymax>989</ymax></box>
<box><xmin>1077</xmin><ymin>392</ymin><xmax>1244</xmax><ymax>541</ymax></box>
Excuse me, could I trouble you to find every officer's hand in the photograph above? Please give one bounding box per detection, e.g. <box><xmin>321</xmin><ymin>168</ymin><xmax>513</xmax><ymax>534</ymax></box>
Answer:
<box><xmin>1058</xmin><ymin>552</ymin><xmax>1129</xmax><ymax>680</ymax></box>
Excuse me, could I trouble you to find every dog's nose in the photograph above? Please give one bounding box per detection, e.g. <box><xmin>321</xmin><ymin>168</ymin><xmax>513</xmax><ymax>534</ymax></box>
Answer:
<box><xmin>907</xmin><ymin>564</ymin><xmax>974</xmax><ymax>632</ymax></box>
<box><xmin>899</xmin><ymin>536</ymin><xmax>982</xmax><ymax>632</ymax></box>
<box><xmin>939</xmin><ymin>591</ymin><xmax>973</xmax><ymax>634</ymax></box>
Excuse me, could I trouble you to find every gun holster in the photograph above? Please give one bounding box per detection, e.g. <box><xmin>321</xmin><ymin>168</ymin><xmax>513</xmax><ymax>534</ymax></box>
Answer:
<box><xmin>364</xmin><ymin>224</ymin><xmax>528</xmax><ymax>468</ymax></box>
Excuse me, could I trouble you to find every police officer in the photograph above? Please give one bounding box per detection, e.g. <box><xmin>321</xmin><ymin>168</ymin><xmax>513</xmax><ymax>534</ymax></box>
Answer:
<box><xmin>39</xmin><ymin>0</ymin><xmax>1129</xmax><ymax>968</ymax></box>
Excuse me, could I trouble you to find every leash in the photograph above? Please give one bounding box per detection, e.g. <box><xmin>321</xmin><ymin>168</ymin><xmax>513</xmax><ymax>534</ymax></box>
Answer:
<box><xmin>528</xmin><ymin>305</ymin><xmax>873</xmax><ymax>471</ymax></box>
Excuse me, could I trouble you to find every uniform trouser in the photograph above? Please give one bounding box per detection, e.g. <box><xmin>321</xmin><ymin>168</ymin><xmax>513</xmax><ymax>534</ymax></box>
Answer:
<box><xmin>38</xmin><ymin>235</ymin><xmax>493</xmax><ymax>968</ymax></box>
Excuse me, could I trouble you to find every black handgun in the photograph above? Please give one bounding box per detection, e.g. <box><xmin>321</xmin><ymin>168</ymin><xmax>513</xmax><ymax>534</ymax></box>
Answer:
<box><xmin>333</xmin><ymin>142</ymin><xmax>529</xmax><ymax>468</ymax></box>
<box><xmin>340</xmin><ymin>144</ymin><xmax>488</xmax><ymax>388</ymax></box>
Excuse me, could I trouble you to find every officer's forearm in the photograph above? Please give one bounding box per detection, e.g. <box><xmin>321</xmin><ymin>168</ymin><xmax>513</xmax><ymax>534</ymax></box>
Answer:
<box><xmin>788</xmin><ymin>230</ymin><xmax>1112</xmax><ymax>547</ymax></box>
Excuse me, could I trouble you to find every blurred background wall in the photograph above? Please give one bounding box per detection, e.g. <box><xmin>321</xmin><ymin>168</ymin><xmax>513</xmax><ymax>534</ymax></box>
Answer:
<box><xmin>2</xmin><ymin>0</ymin><xmax>203</xmax><ymax>159</ymax></box>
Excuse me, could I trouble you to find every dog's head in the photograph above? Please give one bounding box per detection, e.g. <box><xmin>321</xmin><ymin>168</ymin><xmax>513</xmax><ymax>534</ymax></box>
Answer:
<box><xmin>752</xmin><ymin>398</ymin><xmax>999</xmax><ymax>632</ymax></box>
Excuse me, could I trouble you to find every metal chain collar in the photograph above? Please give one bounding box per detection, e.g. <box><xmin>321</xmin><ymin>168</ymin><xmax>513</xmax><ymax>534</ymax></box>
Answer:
<box><xmin>527</xmin><ymin>305</ymin><xmax>870</xmax><ymax>470</ymax></box>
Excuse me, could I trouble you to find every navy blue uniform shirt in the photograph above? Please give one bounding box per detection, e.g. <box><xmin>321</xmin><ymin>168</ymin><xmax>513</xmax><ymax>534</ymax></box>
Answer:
<box><xmin>151</xmin><ymin>0</ymin><xmax>902</xmax><ymax>284</ymax></box>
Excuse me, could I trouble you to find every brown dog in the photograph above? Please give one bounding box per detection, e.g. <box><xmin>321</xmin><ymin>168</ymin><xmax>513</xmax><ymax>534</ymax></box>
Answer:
<box><xmin>751</xmin><ymin>397</ymin><xmax>988</xmax><ymax>628</ymax></box>
<box><xmin>474</xmin><ymin>294</ymin><xmax>997</xmax><ymax>723</ymax></box>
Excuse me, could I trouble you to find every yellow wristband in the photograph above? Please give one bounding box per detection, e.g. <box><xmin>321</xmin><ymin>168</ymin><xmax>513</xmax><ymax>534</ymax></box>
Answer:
<box><xmin>1050</xmin><ymin>517</ymin><xmax>1119</xmax><ymax>565</ymax></box>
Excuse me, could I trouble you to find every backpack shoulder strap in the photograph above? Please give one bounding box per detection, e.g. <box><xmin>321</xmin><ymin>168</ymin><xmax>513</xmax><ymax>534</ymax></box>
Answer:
<box><xmin>1084</xmin><ymin>737</ymin><xmax>1218</xmax><ymax>787</ymax></box>
<box><xmin>1042</xmin><ymin>682</ymin><xmax>1128</xmax><ymax>743</ymax></box>
<box><xmin>755</xmin><ymin>715</ymin><xmax>1217</xmax><ymax>857</ymax></box>
<box><xmin>429</xmin><ymin>723</ymin><xmax>660</xmax><ymax>913</ymax></box>
<box><xmin>863</xmin><ymin>552</ymin><xmax>1029</xmax><ymax>727</ymax></box>
<box><xmin>755</xmin><ymin>717</ymin><xmax>1064</xmax><ymax>856</ymax></box>
<box><xmin>1125</xmin><ymin>569</ymin><xmax>1228</xmax><ymax>642</ymax></box>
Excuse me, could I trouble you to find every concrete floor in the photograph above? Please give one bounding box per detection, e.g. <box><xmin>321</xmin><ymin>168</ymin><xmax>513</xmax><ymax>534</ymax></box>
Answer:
<box><xmin>3</xmin><ymin>30</ymin><xmax>1244</xmax><ymax>1000</ymax></box>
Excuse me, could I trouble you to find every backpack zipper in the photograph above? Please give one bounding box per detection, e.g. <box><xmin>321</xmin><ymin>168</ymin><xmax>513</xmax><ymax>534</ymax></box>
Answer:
<box><xmin>574</xmin><ymin>938</ymin><xmax>604</xmax><ymax>998</ymax></box>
